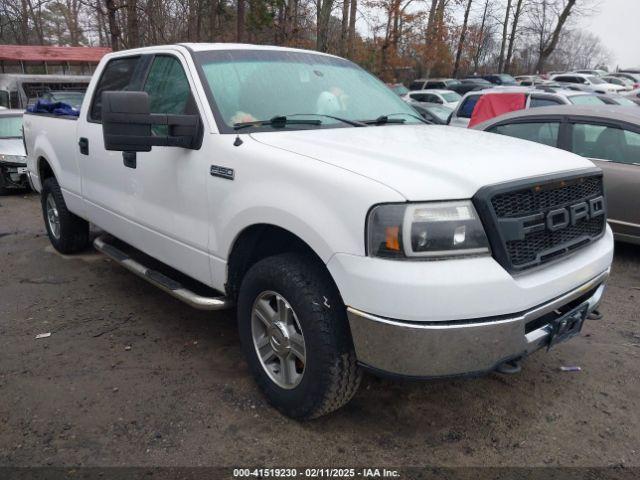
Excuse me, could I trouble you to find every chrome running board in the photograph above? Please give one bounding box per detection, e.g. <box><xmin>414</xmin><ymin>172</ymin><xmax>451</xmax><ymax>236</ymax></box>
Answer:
<box><xmin>93</xmin><ymin>235</ymin><xmax>232</xmax><ymax>311</ymax></box>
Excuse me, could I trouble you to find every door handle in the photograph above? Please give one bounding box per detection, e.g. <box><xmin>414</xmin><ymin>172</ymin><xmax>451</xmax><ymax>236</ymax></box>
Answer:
<box><xmin>78</xmin><ymin>137</ymin><xmax>89</xmax><ymax>155</ymax></box>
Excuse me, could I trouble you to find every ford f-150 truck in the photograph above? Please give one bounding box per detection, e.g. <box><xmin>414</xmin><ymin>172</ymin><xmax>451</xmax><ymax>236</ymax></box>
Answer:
<box><xmin>23</xmin><ymin>44</ymin><xmax>614</xmax><ymax>419</ymax></box>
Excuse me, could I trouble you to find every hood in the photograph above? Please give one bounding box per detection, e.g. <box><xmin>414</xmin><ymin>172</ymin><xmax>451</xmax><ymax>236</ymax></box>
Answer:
<box><xmin>0</xmin><ymin>138</ymin><xmax>26</xmax><ymax>158</ymax></box>
<box><xmin>250</xmin><ymin>125</ymin><xmax>595</xmax><ymax>200</ymax></box>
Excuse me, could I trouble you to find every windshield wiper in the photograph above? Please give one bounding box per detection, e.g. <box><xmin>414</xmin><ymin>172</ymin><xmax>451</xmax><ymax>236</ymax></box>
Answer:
<box><xmin>287</xmin><ymin>113</ymin><xmax>367</xmax><ymax>127</ymax></box>
<box><xmin>233</xmin><ymin>115</ymin><xmax>322</xmax><ymax>131</ymax></box>
<box><xmin>360</xmin><ymin>113</ymin><xmax>429</xmax><ymax>125</ymax></box>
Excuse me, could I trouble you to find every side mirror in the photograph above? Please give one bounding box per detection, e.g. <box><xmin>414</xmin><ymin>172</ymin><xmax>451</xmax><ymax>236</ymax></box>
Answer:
<box><xmin>102</xmin><ymin>91</ymin><xmax>202</xmax><ymax>152</ymax></box>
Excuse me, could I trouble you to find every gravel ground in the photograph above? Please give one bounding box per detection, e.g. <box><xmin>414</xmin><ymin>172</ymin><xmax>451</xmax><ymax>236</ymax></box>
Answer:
<box><xmin>1</xmin><ymin>193</ymin><xmax>639</xmax><ymax>471</ymax></box>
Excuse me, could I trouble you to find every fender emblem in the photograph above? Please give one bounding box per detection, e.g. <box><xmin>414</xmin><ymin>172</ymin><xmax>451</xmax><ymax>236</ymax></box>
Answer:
<box><xmin>210</xmin><ymin>165</ymin><xmax>234</xmax><ymax>180</ymax></box>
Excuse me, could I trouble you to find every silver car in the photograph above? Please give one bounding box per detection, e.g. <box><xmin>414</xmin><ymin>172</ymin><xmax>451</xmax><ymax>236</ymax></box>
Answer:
<box><xmin>0</xmin><ymin>109</ymin><xmax>28</xmax><ymax>194</ymax></box>
<box><xmin>474</xmin><ymin>105</ymin><xmax>640</xmax><ymax>244</ymax></box>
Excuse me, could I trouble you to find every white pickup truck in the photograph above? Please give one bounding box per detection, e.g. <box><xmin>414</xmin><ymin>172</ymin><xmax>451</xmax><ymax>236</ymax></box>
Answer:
<box><xmin>24</xmin><ymin>44</ymin><xmax>614</xmax><ymax>419</ymax></box>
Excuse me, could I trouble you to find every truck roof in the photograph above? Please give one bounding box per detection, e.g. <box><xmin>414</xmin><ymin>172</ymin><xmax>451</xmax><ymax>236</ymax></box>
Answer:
<box><xmin>104</xmin><ymin>43</ymin><xmax>340</xmax><ymax>60</ymax></box>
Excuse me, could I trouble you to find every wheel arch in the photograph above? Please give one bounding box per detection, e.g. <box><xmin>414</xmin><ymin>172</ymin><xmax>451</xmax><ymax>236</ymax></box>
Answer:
<box><xmin>225</xmin><ymin>223</ymin><xmax>339</xmax><ymax>303</ymax></box>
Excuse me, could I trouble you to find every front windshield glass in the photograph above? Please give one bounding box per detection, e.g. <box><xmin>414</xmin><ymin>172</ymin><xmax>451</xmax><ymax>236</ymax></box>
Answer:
<box><xmin>499</xmin><ymin>74</ymin><xmax>517</xmax><ymax>83</ymax></box>
<box><xmin>613</xmin><ymin>96</ymin><xmax>637</xmax><ymax>106</ymax></box>
<box><xmin>426</xmin><ymin>105</ymin><xmax>453</xmax><ymax>122</ymax></box>
<box><xmin>0</xmin><ymin>115</ymin><xmax>23</xmax><ymax>138</ymax></box>
<box><xmin>588</xmin><ymin>76</ymin><xmax>605</xmax><ymax>85</ymax></box>
<box><xmin>442</xmin><ymin>92</ymin><xmax>461</xmax><ymax>102</ymax></box>
<box><xmin>195</xmin><ymin>50</ymin><xmax>422</xmax><ymax>131</ymax></box>
<box><xmin>569</xmin><ymin>95</ymin><xmax>606</xmax><ymax>106</ymax></box>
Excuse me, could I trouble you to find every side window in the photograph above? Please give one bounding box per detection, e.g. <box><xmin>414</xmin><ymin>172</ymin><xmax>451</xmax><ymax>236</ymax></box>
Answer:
<box><xmin>409</xmin><ymin>81</ymin><xmax>423</xmax><ymax>90</ymax></box>
<box><xmin>490</xmin><ymin>122</ymin><xmax>560</xmax><ymax>147</ymax></box>
<box><xmin>530</xmin><ymin>97</ymin><xmax>562</xmax><ymax>108</ymax></box>
<box><xmin>90</xmin><ymin>56</ymin><xmax>140</xmax><ymax>121</ymax></box>
<box><xmin>143</xmin><ymin>55</ymin><xmax>193</xmax><ymax>136</ymax></box>
<box><xmin>428</xmin><ymin>95</ymin><xmax>442</xmax><ymax>104</ymax></box>
<box><xmin>572</xmin><ymin>123</ymin><xmax>640</xmax><ymax>164</ymax></box>
<box><xmin>458</xmin><ymin>95</ymin><xmax>480</xmax><ymax>118</ymax></box>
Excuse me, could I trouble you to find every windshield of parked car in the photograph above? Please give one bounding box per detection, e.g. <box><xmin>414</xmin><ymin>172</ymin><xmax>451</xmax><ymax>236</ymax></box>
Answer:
<box><xmin>588</xmin><ymin>76</ymin><xmax>605</xmax><ymax>85</ymax></box>
<box><xmin>499</xmin><ymin>74</ymin><xmax>517</xmax><ymax>83</ymax></box>
<box><xmin>569</xmin><ymin>95</ymin><xmax>606</xmax><ymax>106</ymax></box>
<box><xmin>0</xmin><ymin>115</ymin><xmax>23</xmax><ymax>138</ymax></box>
<box><xmin>613</xmin><ymin>96</ymin><xmax>637</xmax><ymax>106</ymax></box>
<box><xmin>195</xmin><ymin>50</ymin><xmax>423</xmax><ymax>132</ymax></box>
<box><xmin>442</xmin><ymin>92</ymin><xmax>461</xmax><ymax>102</ymax></box>
<box><xmin>425</xmin><ymin>105</ymin><xmax>453</xmax><ymax>122</ymax></box>
<box><xmin>49</xmin><ymin>91</ymin><xmax>85</xmax><ymax>107</ymax></box>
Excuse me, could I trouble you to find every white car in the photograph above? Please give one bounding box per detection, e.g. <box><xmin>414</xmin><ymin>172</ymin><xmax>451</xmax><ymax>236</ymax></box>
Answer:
<box><xmin>0</xmin><ymin>109</ymin><xmax>30</xmax><ymax>194</ymax></box>
<box><xmin>23</xmin><ymin>44</ymin><xmax>613</xmax><ymax>419</ymax></box>
<box><xmin>403</xmin><ymin>89</ymin><xmax>461</xmax><ymax>109</ymax></box>
<box><xmin>602</xmin><ymin>76</ymin><xmax>634</xmax><ymax>92</ymax></box>
<box><xmin>551</xmin><ymin>73</ymin><xmax>625</xmax><ymax>94</ymax></box>
<box><xmin>449</xmin><ymin>87</ymin><xmax>606</xmax><ymax>128</ymax></box>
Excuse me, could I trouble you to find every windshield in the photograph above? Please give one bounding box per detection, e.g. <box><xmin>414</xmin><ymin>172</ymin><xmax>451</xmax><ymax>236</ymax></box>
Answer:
<box><xmin>442</xmin><ymin>92</ymin><xmax>461</xmax><ymax>102</ymax></box>
<box><xmin>425</xmin><ymin>105</ymin><xmax>453</xmax><ymax>122</ymax></box>
<box><xmin>0</xmin><ymin>115</ymin><xmax>23</xmax><ymax>138</ymax></box>
<box><xmin>391</xmin><ymin>85</ymin><xmax>409</xmax><ymax>96</ymax></box>
<box><xmin>195</xmin><ymin>50</ymin><xmax>422</xmax><ymax>132</ymax></box>
<box><xmin>613</xmin><ymin>96</ymin><xmax>637</xmax><ymax>106</ymax></box>
<box><xmin>499</xmin><ymin>74</ymin><xmax>517</xmax><ymax>83</ymax></box>
<box><xmin>569</xmin><ymin>95</ymin><xmax>606</xmax><ymax>106</ymax></box>
<box><xmin>587</xmin><ymin>76</ymin><xmax>605</xmax><ymax>85</ymax></box>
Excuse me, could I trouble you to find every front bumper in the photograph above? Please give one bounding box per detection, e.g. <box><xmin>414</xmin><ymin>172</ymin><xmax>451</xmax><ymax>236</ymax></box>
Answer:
<box><xmin>348</xmin><ymin>269</ymin><xmax>608</xmax><ymax>378</ymax></box>
<box><xmin>0</xmin><ymin>161</ymin><xmax>29</xmax><ymax>189</ymax></box>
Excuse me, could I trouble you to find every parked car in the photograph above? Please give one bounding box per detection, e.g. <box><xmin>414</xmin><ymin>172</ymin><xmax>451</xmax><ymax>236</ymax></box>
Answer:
<box><xmin>482</xmin><ymin>74</ymin><xmax>518</xmax><ymax>86</ymax></box>
<box><xmin>409</xmin><ymin>103</ymin><xmax>453</xmax><ymax>125</ymax></box>
<box><xmin>24</xmin><ymin>44</ymin><xmax>613</xmax><ymax>418</ymax></box>
<box><xmin>597</xmin><ymin>94</ymin><xmax>640</xmax><ymax>107</ymax></box>
<box><xmin>474</xmin><ymin>105</ymin><xmax>640</xmax><ymax>244</ymax></box>
<box><xmin>0</xmin><ymin>109</ymin><xmax>29</xmax><ymax>194</ymax></box>
<box><xmin>403</xmin><ymin>89</ymin><xmax>461</xmax><ymax>109</ymax></box>
<box><xmin>575</xmin><ymin>69</ymin><xmax>609</xmax><ymax>77</ymax></box>
<box><xmin>409</xmin><ymin>78</ymin><xmax>461</xmax><ymax>91</ymax></box>
<box><xmin>387</xmin><ymin>83</ymin><xmax>409</xmax><ymax>96</ymax></box>
<box><xmin>551</xmin><ymin>73</ymin><xmax>625</xmax><ymax>94</ymax></box>
<box><xmin>515</xmin><ymin>75</ymin><xmax>543</xmax><ymax>86</ymax></box>
<box><xmin>602</xmin><ymin>76</ymin><xmax>634</xmax><ymax>92</ymax></box>
<box><xmin>454</xmin><ymin>77</ymin><xmax>494</xmax><ymax>95</ymax></box>
<box><xmin>607</xmin><ymin>72</ymin><xmax>640</xmax><ymax>89</ymax></box>
<box><xmin>449</xmin><ymin>87</ymin><xmax>606</xmax><ymax>128</ymax></box>
<box><xmin>0</xmin><ymin>74</ymin><xmax>90</xmax><ymax>109</ymax></box>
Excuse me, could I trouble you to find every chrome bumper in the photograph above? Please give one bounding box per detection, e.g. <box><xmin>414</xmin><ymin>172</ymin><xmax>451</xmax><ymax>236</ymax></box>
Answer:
<box><xmin>347</xmin><ymin>269</ymin><xmax>609</xmax><ymax>378</ymax></box>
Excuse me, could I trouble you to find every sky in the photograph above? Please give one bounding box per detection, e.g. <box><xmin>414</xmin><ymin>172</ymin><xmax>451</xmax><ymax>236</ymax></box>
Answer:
<box><xmin>583</xmin><ymin>0</ymin><xmax>639</xmax><ymax>69</ymax></box>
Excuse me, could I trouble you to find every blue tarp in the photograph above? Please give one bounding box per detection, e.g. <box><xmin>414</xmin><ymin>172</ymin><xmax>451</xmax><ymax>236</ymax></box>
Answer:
<box><xmin>26</xmin><ymin>99</ymin><xmax>80</xmax><ymax>117</ymax></box>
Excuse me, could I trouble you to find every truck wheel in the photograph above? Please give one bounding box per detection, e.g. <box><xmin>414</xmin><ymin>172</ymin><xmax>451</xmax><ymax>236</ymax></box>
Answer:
<box><xmin>238</xmin><ymin>253</ymin><xmax>362</xmax><ymax>419</ymax></box>
<box><xmin>41</xmin><ymin>177</ymin><xmax>90</xmax><ymax>254</ymax></box>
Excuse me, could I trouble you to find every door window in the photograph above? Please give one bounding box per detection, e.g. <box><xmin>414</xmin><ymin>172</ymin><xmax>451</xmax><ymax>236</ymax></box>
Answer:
<box><xmin>143</xmin><ymin>55</ymin><xmax>194</xmax><ymax>135</ymax></box>
<box><xmin>458</xmin><ymin>95</ymin><xmax>480</xmax><ymax>118</ymax></box>
<box><xmin>572</xmin><ymin>123</ymin><xmax>640</xmax><ymax>164</ymax></box>
<box><xmin>89</xmin><ymin>56</ymin><xmax>140</xmax><ymax>121</ymax></box>
<box><xmin>489</xmin><ymin>122</ymin><xmax>560</xmax><ymax>147</ymax></box>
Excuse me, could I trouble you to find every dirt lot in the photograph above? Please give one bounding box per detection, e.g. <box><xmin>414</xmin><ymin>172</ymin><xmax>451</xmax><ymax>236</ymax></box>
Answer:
<box><xmin>1</xmin><ymin>193</ymin><xmax>639</xmax><ymax>470</ymax></box>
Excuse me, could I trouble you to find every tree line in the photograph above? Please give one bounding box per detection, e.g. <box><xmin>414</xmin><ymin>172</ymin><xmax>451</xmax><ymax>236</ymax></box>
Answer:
<box><xmin>0</xmin><ymin>0</ymin><xmax>610</xmax><ymax>81</ymax></box>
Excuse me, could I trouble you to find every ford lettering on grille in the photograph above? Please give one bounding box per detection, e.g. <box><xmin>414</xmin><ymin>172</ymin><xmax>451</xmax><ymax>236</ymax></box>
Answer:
<box><xmin>472</xmin><ymin>170</ymin><xmax>607</xmax><ymax>273</ymax></box>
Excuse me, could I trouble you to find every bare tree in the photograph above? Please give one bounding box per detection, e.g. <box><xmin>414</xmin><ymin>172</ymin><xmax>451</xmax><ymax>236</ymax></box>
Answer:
<box><xmin>452</xmin><ymin>0</ymin><xmax>472</xmax><ymax>77</ymax></box>
<box><xmin>504</xmin><ymin>0</ymin><xmax>525</xmax><ymax>72</ymax></box>
<box><xmin>498</xmin><ymin>0</ymin><xmax>511</xmax><ymax>72</ymax></box>
<box><xmin>527</xmin><ymin>0</ymin><xmax>578</xmax><ymax>73</ymax></box>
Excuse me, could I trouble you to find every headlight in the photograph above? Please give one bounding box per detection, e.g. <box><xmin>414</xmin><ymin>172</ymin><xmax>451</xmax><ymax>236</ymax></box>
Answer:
<box><xmin>0</xmin><ymin>154</ymin><xmax>27</xmax><ymax>164</ymax></box>
<box><xmin>367</xmin><ymin>201</ymin><xmax>490</xmax><ymax>259</ymax></box>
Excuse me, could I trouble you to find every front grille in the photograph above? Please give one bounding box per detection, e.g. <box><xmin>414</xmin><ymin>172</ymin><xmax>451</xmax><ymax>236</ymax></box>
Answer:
<box><xmin>473</xmin><ymin>170</ymin><xmax>607</xmax><ymax>273</ymax></box>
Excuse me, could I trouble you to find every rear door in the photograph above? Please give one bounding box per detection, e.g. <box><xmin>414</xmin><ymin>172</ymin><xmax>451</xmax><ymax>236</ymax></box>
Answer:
<box><xmin>567</xmin><ymin>120</ymin><xmax>640</xmax><ymax>241</ymax></box>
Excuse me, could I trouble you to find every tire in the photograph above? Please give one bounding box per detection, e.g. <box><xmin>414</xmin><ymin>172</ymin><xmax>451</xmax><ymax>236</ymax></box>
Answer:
<box><xmin>41</xmin><ymin>177</ymin><xmax>90</xmax><ymax>254</ymax></box>
<box><xmin>0</xmin><ymin>169</ymin><xmax>11</xmax><ymax>196</ymax></box>
<box><xmin>238</xmin><ymin>253</ymin><xmax>362</xmax><ymax>419</ymax></box>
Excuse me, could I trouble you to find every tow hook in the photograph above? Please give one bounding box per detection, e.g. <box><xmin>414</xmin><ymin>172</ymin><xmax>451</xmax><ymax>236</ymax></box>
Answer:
<box><xmin>495</xmin><ymin>358</ymin><xmax>522</xmax><ymax>375</ymax></box>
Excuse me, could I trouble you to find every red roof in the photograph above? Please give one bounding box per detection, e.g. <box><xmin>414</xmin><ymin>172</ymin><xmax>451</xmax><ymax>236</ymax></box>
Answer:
<box><xmin>0</xmin><ymin>45</ymin><xmax>111</xmax><ymax>63</ymax></box>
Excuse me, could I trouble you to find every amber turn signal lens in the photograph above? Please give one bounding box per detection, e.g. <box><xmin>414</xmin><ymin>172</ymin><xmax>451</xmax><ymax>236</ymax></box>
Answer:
<box><xmin>385</xmin><ymin>226</ymin><xmax>400</xmax><ymax>251</ymax></box>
